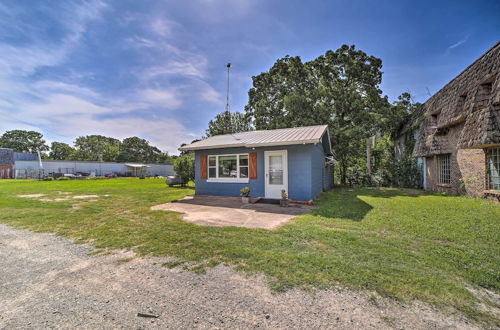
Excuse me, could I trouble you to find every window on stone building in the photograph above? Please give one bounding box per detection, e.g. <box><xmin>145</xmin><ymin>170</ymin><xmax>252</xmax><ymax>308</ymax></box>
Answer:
<box><xmin>487</xmin><ymin>147</ymin><xmax>500</xmax><ymax>191</ymax></box>
<box><xmin>430</xmin><ymin>113</ymin><xmax>439</xmax><ymax>126</ymax></box>
<box><xmin>456</xmin><ymin>94</ymin><xmax>467</xmax><ymax>113</ymax></box>
<box><xmin>475</xmin><ymin>81</ymin><xmax>493</xmax><ymax>111</ymax></box>
<box><xmin>437</xmin><ymin>154</ymin><xmax>451</xmax><ymax>184</ymax></box>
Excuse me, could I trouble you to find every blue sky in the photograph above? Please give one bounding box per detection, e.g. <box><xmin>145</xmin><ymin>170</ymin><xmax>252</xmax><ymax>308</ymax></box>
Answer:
<box><xmin>0</xmin><ymin>1</ymin><xmax>498</xmax><ymax>154</ymax></box>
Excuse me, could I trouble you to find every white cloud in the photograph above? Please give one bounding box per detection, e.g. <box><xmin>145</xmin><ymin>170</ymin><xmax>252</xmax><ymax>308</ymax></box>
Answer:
<box><xmin>140</xmin><ymin>89</ymin><xmax>183</xmax><ymax>108</ymax></box>
<box><xmin>0</xmin><ymin>1</ymin><xmax>106</xmax><ymax>77</ymax></box>
<box><xmin>447</xmin><ymin>36</ymin><xmax>469</xmax><ymax>52</ymax></box>
<box><xmin>33</xmin><ymin>81</ymin><xmax>100</xmax><ymax>99</ymax></box>
<box><xmin>0</xmin><ymin>2</ymin><xmax>209</xmax><ymax>153</ymax></box>
<box><xmin>150</xmin><ymin>18</ymin><xmax>178</xmax><ymax>37</ymax></box>
<box><xmin>0</xmin><ymin>90</ymin><xmax>194</xmax><ymax>153</ymax></box>
<box><xmin>200</xmin><ymin>83</ymin><xmax>223</xmax><ymax>104</ymax></box>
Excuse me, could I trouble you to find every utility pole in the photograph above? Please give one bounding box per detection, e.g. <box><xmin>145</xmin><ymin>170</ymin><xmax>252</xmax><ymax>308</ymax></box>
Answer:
<box><xmin>225</xmin><ymin>63</ymin><xmax>232</xmax><ymax>134</ymax></box>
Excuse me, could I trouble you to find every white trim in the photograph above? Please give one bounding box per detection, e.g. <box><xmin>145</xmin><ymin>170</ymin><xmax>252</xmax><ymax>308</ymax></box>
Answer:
<box><xmin>206</xmin><ymin>153</ymin><xmax>249</xmax><ymax>182</ymax></box>
<box><xmin>181</xmin><ymin>139</ymin><xmax>321</xmax><ymax>151</ymax></box>
<box><xmin>207</xmin><ymin>178</ymin><xmax>249</xmax><ymax>183</ymax></box>
<box><xmin>264</xmin><ymin>150</ymin><xmax>288</xmax><ymax>199</ymax></box>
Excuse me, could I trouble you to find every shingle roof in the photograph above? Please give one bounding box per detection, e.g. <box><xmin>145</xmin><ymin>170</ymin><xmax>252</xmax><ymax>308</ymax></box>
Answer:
<box><xmin>179</xmin><ymin>125</ymin><xmax>331</xmax><ymax>152</ymax></box>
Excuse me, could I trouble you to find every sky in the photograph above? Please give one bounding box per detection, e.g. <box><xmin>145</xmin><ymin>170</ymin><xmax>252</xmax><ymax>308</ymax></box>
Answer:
<box><xmin>0</xmin><ymin>1</ymin><xmax>499</xmax><ymax>154</ymax></box>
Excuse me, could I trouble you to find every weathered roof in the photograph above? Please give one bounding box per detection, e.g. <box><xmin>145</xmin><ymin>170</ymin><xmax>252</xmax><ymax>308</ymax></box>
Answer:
<box><xmin>413</xmin><ymin>41</ymin><xmax>500</xmax><ymax>156</ymax></box>
<box><xmin>179</xmin><ymin>125</ymin><xmax>331</xmax><ymax>153</ymax></box>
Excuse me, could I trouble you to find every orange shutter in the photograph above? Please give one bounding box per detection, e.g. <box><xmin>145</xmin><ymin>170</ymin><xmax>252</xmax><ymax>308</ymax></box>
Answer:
<box><xmin>249</xmin><ymin>152</ymin><xmax>257</xmax><ymax>179</ymax></box>
<box><xmin>200</xmin><ymin>155</ymin><xmax>207</xmax><ymax>179</ymax></box>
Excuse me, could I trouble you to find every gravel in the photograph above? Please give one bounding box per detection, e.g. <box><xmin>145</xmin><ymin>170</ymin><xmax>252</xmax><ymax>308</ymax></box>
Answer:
<box><xmin>0</xmin><ymin>224</ymin><xmax>478</xmax><ymax>329</ymax></box>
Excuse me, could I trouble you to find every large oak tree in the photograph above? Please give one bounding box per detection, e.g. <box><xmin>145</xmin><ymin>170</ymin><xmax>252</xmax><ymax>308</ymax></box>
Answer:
<box><xmin>0</xmin><ymin>130</ymin><xmax>49</xmax><ymax>153</ymax></box>
<box><xmin>244</xmin><ymin>45</ymin><xmax>402</xmax><ymax>184</ymax></box>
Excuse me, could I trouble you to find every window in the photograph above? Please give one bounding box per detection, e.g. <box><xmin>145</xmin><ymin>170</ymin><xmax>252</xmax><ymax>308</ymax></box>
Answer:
<box><xmin>208</xmin><ymin>156</ymin><xmax>217</xmax><ymax>178</ymax></box>
<box><xmin>430</xmin><ymin>112</ymin><xmax>439</xmax><ymax>127</ymax></box>
<box><xmin>207</xmin><ymin>153</ymin><xmax>249</xmax><ymax>182</ymax></box>
<box><xmin>456</xmin><ymin>94</ymin><xmax>467</xmax><ymax>113</ymax></box>
<box><xmin>487</xmin><ymin>147</ymin><xmax>500</xmax><ymax>191</ymax></box>
<box><xmin>218</xmin><ymin>155</ymin><xmax>237</xmax><ymax>178</ymax></box>
<box><xmin>437</xmin><ymin>154</ymin><xmax>451</xmax><ymax>184</ymax></box>
<box><xmin>239</xmin><ymin>154</ymin><xmax>249</xmax><ymax>178</ymax></box>
<box><xmin>475</xmin><ymin>81</ymin><xmax>493</xmax><ymax>111</ymax></box>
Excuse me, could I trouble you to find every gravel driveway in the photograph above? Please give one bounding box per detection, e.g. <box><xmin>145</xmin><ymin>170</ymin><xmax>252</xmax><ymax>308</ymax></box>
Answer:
<box><xmin>0</xmin><ymin>224</ymin><xmax>477</xmax><ymax>329</ymax></box>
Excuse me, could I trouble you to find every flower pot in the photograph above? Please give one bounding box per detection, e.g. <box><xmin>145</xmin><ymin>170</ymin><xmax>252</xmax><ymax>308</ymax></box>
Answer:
<box><xmin>242</xmin><ymin>197</ymin><xmax>250</xmax><ymax>204</ymax></box>
<box><xmin>280</xmin><ymin>200</ymin><xmax>289</xmax><ymax>207</ymax></box>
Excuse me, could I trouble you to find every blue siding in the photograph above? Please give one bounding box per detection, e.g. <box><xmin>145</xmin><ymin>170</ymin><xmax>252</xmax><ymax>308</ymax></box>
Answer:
<box><xmin>194</xmin><ymin>143</ymin><xmax>331</xmax><ymax>201</ymax></box>
<box><xmin>310</xmin><ymin>144</ymin><xmax>325</xmax><ymax>199</ymax></box>
<box><xmin>323</xmin><ymin>165</ymin><xmax>333</xmax><ymax>190</ymax></box>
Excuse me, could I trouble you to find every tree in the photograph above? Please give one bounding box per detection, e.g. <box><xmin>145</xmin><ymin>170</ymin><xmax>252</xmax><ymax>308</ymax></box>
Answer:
<box><xmin>245</xmin><ymin>55</ymin><xmax>318</xmax><ymax>129</ymax></box>
<box><xmin>72</xmin><ymin>135</ymin><xmax>121</xmax><ymax>161</ymax></box>
<box><xmin>0</xmin><ymin>130</ymin><xmax>49</xmax><ymax>153</ymax></box>
<box><xmin>244</xmin><ymin>45</ymin><xmax>398</xmax><ymax>184</ymax></box>
<box><xmin>49</xmin><ymin>142</ymin><xmax>75</xmax><ymax>160</ymax></box>
<box><xmin>173</xmin><ymin>153</ymin><xmax>194</xmax><ymax>183</ymax></box>
<box><xmin>179</xmin><ymin>139</ymin><xmax>201</xmax><ymax>156</ymax></box>
<box><xmin>205</xmin><ymin>111</ymin><xmax>252</xmax><ymax>137</ymax></box>
<box><xmin>116</xmin><ymin>137</ymin><xmax>163</xmax><ymax>163</ymax></box>
<box><xmin>157</xmin><ymin>152</ymin><xmax>174</xmax><ymax>164</ymax></box>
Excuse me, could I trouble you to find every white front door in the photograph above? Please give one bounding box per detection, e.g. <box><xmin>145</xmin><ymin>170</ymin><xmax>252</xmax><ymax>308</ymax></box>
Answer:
<box><xmin>264</xmin><ymin>150</ymin><xmax>288</xmax><ymax>199</ymax></box>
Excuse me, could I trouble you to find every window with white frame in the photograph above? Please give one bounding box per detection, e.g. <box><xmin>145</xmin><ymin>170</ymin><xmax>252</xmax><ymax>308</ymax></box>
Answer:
<box><xmin>207</xmin><ymin>154</ymin><xmax>249</xmax><ymax>181</ymax></box>
<box><xmin>437</xmin><ymin>154</ymin><xmax>451</xmax><ymax>184</ymax></box>
<box><xmin>487</xmin><ymin>147</ymin><xmax>500</xmax><ymax>191</ymax></box>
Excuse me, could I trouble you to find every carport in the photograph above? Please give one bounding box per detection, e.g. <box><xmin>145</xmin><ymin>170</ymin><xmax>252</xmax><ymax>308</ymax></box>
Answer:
<box><xmin>124</xmin><ymin>163</ymin><xmax>150</xmax><ymax>177</ymax></box>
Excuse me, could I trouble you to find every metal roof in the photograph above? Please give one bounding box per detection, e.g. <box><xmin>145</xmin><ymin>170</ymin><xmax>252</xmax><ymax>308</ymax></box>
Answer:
<box><xmin>179</xmin><ymin>125</ymin><xmax>331</xmax><ymax>152</ymax></box>
<box><xmin>14</xmin><ymin>152</ymin><xmax>38</xmax><ymax>161</ymax></box>
<box><xmin>124</xmin><ymin>163</ymin><xmax>151</xmax><ymax>168</ymax></box>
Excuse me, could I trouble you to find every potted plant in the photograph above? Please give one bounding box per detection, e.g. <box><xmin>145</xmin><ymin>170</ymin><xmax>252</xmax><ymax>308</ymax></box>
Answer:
<box><xmin>240</xmin><ymin>187</ymin><xmax>250</xmax><ymax>203</ymax></box>
<box><xmin>280</xmin><ymin>189</ymin><xmax>289</xmax><ymax>207</ymax></box>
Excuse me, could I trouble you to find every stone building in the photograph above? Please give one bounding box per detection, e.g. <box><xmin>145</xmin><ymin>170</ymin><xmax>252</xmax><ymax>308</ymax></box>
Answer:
<box><xmin>398</xmin><ymin>41</ymin><xmax>500</xmax><ymax>198</ymax></box>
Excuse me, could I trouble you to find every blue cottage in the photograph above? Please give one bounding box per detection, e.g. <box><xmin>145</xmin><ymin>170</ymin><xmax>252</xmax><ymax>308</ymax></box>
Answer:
<box><xmin>179</xmin><ymin>125</ymin><xmax>334</xmax><ymax>202</ymax></box>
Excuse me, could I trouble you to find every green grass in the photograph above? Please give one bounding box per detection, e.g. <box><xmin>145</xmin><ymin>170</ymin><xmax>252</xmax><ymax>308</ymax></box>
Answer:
<box><xmin>0</xmin><ymin>178</ymin><xmax>499</xmax><ymax>325</ymax></box>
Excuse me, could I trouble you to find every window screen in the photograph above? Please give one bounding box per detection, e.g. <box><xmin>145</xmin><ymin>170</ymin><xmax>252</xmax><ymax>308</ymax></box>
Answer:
<box><xmin>437</xmin><ymin>154</ymin><xmax>451</xmax><ymax>184</ymax></box>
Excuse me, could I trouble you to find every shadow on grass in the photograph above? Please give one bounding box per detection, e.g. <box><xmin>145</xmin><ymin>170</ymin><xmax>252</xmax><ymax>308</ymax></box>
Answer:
<box><xmin>312</xmin><ymin>186</ymin><xmax>430</xmax><ymax>221</ymax></box>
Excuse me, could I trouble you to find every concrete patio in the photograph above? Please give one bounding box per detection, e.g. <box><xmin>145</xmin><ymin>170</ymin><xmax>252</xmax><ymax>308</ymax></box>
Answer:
<box><xmin>151</xmin><ymin>196</ymin><xmax>314</xmax><ymax>229</ymax></box>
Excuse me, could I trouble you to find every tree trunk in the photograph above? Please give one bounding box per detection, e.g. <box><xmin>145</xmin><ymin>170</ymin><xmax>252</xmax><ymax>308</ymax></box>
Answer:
<box><xmin>340</xmin><ymin>163</ymin><xmax>347</xmax><ymax>185</ymax></box>
<box><xmin>366</xmin><ymin>137</ymin><xmax>372</xmax><ymax>176</ymax></box>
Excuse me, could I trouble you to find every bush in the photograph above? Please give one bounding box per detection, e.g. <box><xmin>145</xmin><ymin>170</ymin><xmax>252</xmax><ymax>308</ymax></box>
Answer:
<box><xmin>57</xmin><ymin>176</ymin><xmax>70</xmax><ymax>181</ymax></box>
<box><xmin>41</xmin><ymin>177</ymin><xmax>54</xmax><ymax>181</ymax></box>
<box><xmin>173</xmin><ymin>154</ymin><xmax>195</xmax><ymax>183</ymax></box>
<box><xmin>381</xmin><ymin>156</ymin><xmax>422</xmax><ymax>188</ymax></box>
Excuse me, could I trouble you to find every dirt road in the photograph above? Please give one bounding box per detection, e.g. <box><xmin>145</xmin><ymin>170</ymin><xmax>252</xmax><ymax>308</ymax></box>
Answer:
<box><xmin>0</xmin><ymin>224</ymin><xmax>476</xmax><ymax>329</ymax></box>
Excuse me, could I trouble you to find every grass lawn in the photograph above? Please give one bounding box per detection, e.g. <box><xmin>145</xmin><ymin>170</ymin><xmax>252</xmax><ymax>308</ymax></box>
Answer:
<box><xmin>0</xmin><ymin>178</ymin><xmax>499</xmax><ymax>325</ymax></box>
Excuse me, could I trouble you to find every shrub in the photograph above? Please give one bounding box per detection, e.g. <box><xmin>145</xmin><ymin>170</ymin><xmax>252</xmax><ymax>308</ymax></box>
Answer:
<box><xmin>173</xmin><ymin>154</ymin><xmax>195</xmax><ymax>183</ymax></box>
<box><xmin>381</xmin><ymin>156</ymin><xmax>422</xmax><ymax>188</ymax></box>
<box><xmin>57</xmin><ymin>176</ymin><xmax>70</xmax><ymax>181</ymax></box>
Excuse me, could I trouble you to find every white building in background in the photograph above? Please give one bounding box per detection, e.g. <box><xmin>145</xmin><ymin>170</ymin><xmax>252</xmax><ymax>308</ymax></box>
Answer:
<box><xmin>0</xmin><ymin>148</ymin><xmax>175</xmax><ymax>179</ymax></box>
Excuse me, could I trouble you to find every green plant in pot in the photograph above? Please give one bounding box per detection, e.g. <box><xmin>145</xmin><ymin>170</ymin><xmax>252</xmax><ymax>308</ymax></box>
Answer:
<box><xmin>280</xmin><ymin>189</ymin><xmax>289</xmax><ymax>207</ymax></box>
<box><xmin>240</xmin><ymin>187</ymin><xmax>250</xmax><ymax>203</ymax></box>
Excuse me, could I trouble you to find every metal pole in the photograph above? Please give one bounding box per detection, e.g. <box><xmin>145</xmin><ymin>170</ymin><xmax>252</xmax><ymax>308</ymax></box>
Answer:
<box><xmin>225</xmin><ymin>63</ymin><xmax>231</xmax><ymax>134</ymax></box>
